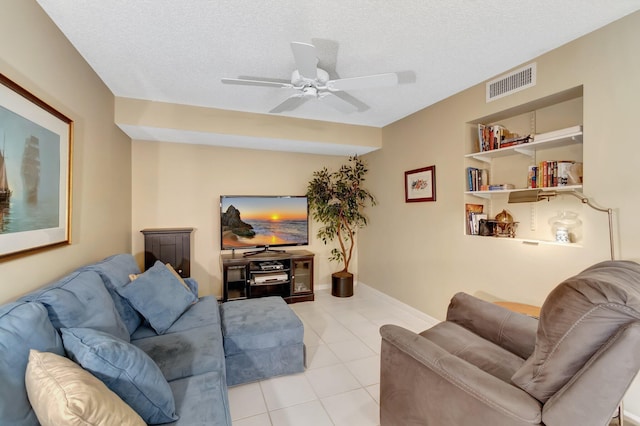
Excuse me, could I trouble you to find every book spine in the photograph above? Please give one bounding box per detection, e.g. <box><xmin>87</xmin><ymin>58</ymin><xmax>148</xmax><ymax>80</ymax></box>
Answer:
<box><xmin>466</xmin><ymin>167</ymin><xmax>477</xmax><ymax>191</ymax></box>
<box><xmin>528</xmin><ymin>165</ymin><xmax>537</xmax><ymax>188</ymax></box>
<box><xmin>477</xmin><ymin>124</ymin><xmax>485</xmax><ymax>152</ymax></box>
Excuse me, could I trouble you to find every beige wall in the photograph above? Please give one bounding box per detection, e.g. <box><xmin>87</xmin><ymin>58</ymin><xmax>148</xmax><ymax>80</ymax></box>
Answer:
<box><xmin>131</xmin><ymin>140</ymin><xmax>353</xmax><ymax>296</ymax></box>
<box><xmin>0</xmin><ymin>0</ymin><xmax>132</xmax><ymax>303</ymax></box>
<box><xmin>360</xmin><ymin>11</ymin><xmax>640</xmax><ymax>416</ymax></box>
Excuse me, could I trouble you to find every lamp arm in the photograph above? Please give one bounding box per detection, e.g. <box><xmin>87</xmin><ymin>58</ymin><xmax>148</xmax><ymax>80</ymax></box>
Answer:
<box><xmin>566</xmin><ymin>191</ymin><xmax>615</xmax><ymax>260</ymax></box>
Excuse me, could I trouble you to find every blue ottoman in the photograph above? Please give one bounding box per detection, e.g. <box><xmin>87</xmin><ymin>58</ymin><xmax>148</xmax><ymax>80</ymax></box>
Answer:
<box><xmin>219</xmin><ymin>297</ymin><xmax>304</xmax><ymax>386</ymax></box>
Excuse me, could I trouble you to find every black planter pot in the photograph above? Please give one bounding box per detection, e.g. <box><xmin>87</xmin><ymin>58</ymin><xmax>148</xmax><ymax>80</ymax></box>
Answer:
<box><xmin>331</xmin><ymin>271</ymin><xmax>354</xmax><ymax>297</ymax></box>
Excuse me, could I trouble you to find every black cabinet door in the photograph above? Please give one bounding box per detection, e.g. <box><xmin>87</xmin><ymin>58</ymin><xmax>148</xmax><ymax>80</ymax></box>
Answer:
<box><xmin>141</xmin><ymin>228</ymin><xmax>193</xmax><ymax>277</ymax></box>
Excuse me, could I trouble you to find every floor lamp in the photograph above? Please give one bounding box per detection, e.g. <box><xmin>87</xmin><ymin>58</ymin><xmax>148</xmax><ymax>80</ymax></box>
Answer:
<box><xmin>508</xmin><ymin>188</ymin><xmax>622</xmax><ymax>425</ymax></box>
<box><xmin>507</xmin><ymin>189</ymin><xmax>615</xmax><ymax>260</ymax></box>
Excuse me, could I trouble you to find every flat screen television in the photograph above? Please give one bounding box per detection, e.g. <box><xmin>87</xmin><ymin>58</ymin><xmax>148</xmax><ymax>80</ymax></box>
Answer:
<box><xmin>220</xmin><ymin>195</ymin><xmax>309</xmax><ymax>251</ymax></box>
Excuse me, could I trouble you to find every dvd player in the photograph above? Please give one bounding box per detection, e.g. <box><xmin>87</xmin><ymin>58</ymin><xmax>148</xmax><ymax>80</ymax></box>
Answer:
<box><xmin>254</xmin><ymin>272</ymin><xmax>288</xmax><ymax>284</ymax></box>
<box><xmin>260</xmin><ymin>261</ymin><xmax>284</xmax><ymax>271</ymax></box>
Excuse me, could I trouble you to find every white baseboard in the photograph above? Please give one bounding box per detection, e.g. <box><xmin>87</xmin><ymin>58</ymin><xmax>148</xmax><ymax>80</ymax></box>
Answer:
<box><xmin>356</xmin><ymin>281</ymin><xmax>439</xmax><ymax>326</ymax></box>
<box><xmin>315</xmin><ymin>283</ymin><xmax>330</xmax><ymax>291</ymax></box>
<box><xmin>625</xmin><ymin>410</ymin><xmax>640</xmax><ymax>424</ymax></box>
<box><xmin>315</xmin><ymin>281</ymin><xmax>438</xmax><ymax>325</ymax></box>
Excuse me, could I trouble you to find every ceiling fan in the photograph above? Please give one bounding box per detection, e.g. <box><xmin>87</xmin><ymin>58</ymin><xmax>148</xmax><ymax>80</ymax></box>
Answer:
<box><xmin>221</xmin><ymin>42</ymin><xmax>399</xmax><ymax>114</ymax></box>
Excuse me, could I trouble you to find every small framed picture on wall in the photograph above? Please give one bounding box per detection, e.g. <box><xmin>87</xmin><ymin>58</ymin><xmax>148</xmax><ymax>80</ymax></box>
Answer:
<box><xmin>405</xmin><ymin>165</ymin><xmax>436</xmax><ymax>202</ymax></box>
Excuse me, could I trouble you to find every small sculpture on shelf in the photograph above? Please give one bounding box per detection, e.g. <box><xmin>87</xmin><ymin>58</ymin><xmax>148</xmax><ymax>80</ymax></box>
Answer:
<box><xmin>494</xmin><ymin>209</ymin><xmax>518</xmax><ymax>238</ymax></box>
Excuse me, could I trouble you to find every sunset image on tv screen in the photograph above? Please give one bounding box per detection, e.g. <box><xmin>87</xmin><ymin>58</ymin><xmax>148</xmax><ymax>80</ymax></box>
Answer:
<box><xmin>220</xmin><ymin>196</ymin><xmax>308</xmax><ymax>249</ymax></box>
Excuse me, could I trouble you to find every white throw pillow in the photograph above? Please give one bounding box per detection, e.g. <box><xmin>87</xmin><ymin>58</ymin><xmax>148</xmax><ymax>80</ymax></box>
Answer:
<box><xmin>25</xmin><ymin>349</ymin><xmax>145</xmax><ymax>426</ymax></box>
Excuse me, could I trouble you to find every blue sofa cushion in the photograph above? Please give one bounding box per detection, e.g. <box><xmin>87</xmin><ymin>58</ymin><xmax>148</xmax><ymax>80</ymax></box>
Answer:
<box><xmin>62</xmin><ymin>327</ymin><xmax>178</xmax><ymax>424</ymax></box>
<box><xmin>132</xmin><ymin>320</ymin><xmax>226</xmax><ymax>382</ymax></box>
<box><xmin>0</xmin><ymin>302</ymin><xmax>64</xmax><ymax>426</ymax></box>
<box><xmin>167</xmin><ymin>372</ymin><xmax>232</xmax><ymax>426</ymax></box>
<box><xmin>79</xmin><ymin>254</ymin><xmax>143</xmax><ymax>335</ymax></box>
<box><xmin>21</xmin><ymin>270</ymin><xmax>130</xmax><ymax>342</ymax></box>
<box><xmin>117</xmin><ymin>261</ymin><xmax>197</xmax><ymax>334</ymax></box>
<box><xmin>131</xmin><ymin>295</ymin><xmax>221</xmax><ymax>340</ymax></box>
<box><xmin>220</xmin><ymin>297</ymin><xmax>304</xmax><ymax>355</ymax></box>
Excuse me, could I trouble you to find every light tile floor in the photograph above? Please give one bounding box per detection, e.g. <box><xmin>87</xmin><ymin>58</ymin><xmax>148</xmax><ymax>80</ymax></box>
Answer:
<box><xmin>228</xmin><ymin>287</ymin><xmax>438</xmax><ymax>426</ymax></box>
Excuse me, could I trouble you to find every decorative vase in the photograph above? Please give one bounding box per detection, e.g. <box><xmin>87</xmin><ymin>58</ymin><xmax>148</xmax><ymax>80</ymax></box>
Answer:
<box><xmin>549</xmin><ymin>211</ymin><xmax>582</xmax><ymax>243</ymax></box>
<box><xmin>331</xmin><ymin>271</ymin><xmax>354</xmax><ymax>297</ymax></box>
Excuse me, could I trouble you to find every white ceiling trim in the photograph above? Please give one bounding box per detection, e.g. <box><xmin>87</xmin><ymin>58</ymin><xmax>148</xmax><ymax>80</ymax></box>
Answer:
<box><xmin>119</xmin><ymin>124</ymin><xmax>377</xmax><ymax>157</ymax></box>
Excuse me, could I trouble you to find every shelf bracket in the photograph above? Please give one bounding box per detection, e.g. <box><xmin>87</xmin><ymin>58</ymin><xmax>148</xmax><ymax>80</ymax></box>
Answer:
<box><xmin>466</xmin><ymin>191</ymin><xmax>492</xmax><ymax>199</ymax></box>
<box><xmin>514</xmin><ymin>146</ymin><xmax>534</xmax><ymax>157</ymax></box>
<box><xmin>470</xmin><ymin>154</ymin><xmax>492</xmax><ymax>164</ymax></box>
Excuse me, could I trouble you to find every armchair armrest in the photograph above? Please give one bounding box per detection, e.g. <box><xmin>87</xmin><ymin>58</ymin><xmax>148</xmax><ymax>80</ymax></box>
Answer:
<box><xmin>446</xmin><ymin>292</ymin><xmax>538</xmax><ymax>359</ymax></box>
<box><xmin>542</xmin><ymin>322</ymin><xmax>640</xmax><ymax>426</ymax></box>
<box><xmin>380</xmin><ymin>324</ymin><xmax>542</xmax><ymax>425</ymax></box>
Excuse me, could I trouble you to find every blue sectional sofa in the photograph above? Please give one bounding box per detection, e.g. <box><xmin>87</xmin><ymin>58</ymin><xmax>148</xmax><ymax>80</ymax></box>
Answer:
<box><xmin>0</xmin><ymin>254</ymin><xmax>233</xmax><ymax>426</ymax></box>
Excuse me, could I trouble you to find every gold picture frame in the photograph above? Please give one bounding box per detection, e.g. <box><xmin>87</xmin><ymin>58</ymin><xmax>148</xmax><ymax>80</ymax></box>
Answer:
<box><xmin>0</xmin><ymin>74</ymin><xmax>73</xmax><ymax>258</ymax></box>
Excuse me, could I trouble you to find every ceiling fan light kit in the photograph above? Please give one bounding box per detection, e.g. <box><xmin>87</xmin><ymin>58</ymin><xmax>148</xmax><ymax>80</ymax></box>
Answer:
<box><xmin>222</xmin><ymin>41</ymin><xmax>400</xmax><ymax>114</ymax></box>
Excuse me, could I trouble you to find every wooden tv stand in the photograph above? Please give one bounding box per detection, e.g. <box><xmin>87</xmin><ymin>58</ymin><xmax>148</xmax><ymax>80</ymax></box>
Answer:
<box><xmin>220</xmin><ymin>250</ymin><xmax>314</xmax><ymax>304</ymax></box>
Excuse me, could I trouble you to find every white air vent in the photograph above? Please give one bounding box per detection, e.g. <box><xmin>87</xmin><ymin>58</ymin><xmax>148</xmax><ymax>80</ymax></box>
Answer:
<box><xmin>486</xmin><ymin>63</ymin><xmax>536</xmax><ymax>102</ymax></box>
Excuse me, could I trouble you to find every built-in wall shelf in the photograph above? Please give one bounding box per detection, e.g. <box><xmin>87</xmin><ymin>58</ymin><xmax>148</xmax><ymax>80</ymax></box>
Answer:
<box><xmin>466</xmin><ymin>235</ymin><xmax>584</xmax><ymax>248</ymax></box>
<box><xmin>464</xmin><ymin>127</ymin><xmax>582</xmax><ymax>163</ymax></box>
<box><xmin>463</xmin><ymin>86</ymin><xmax>585</xmax><ymax>243</ymax></box>
<box><xmin>465</xmin><ymin>184</ymin><xmax>582</xmax><ymax>199</ymax></box>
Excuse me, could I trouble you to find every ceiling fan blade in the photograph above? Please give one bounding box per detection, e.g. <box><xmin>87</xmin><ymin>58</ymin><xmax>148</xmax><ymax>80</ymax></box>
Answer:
<box><xmin>326</xmin><ymin>72</ymin><xmax>398</xmax><ymax>92</ymax></box>
<box><xmin>237</xmin><ymin>76</ymin><xmax>291</xmax><ymax>85</ymax></box>
<box><xmin>290</xmin><ymin>42</ymin><xmax>318</xmax><ymax>80</ymax></box>
<box><xmin>269</xmin><ymin>95</ymin><xmax>309</xmax><ymax>113</ymax></box>
<box><xmin>319</xmin><ymin>93</ymin><xmax>358</xmax><ymax>114</ymax></box>
<box><xmin>221</xmin><ymin>78</ymin><xmax>292</xmax><ymax>89</ymax></box>
<box><xmin>331</xmin><ymin>91</ymin><xmax>370</xmax><ymax>112</ymax></box>
<box><xmin>311</xmin><ymin>38</ymin><xmax>339</xmax><ymax>78</ymax></box>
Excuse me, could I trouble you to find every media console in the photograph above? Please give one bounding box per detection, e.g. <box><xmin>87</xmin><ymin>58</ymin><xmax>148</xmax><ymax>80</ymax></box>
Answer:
<box><xmin>220</xmin><ymin>250</ymin><xmax>314</xmax><ymax>303</ymax></box>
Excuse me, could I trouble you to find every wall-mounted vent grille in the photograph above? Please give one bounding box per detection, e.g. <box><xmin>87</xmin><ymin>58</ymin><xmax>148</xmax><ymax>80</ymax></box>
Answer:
<box><xmin>486</xmin><ymin>63</ymin><xmax>536</xmax><ymax>102</ymax></box>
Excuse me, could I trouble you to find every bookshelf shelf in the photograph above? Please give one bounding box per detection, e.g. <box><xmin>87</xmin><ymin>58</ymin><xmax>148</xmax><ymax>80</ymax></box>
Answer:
<box><xmin>465</xmin><ymin>235</ymin><xmax>583</xmax><ymax>248</ymax></box>
<box><xmin>464</xmin><ymin>128</ymin><xmax>582</xmax><ymax>163</ymax></box>
<box><xmin>465</xmin><ymin>185</ymin><xmax>583</xmax><ymax>199</ymax></box>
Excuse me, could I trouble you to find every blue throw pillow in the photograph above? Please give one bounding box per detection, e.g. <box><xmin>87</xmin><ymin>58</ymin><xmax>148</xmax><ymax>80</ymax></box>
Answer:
<box><xmin>0</xmin><ymin>302</ymin><xmax>65</xmax><ymax>426</ymax></box>
<box><xmin>79</xmin><ymin>254</ymin><xmax>144</xmax><ymax>335</ymax></box>
<box><xmin>116</xmin><ymin>261</ymin><xmax>198</xmax><ymax>334</ymax></box>
<box><xmin>21</xmin><ymin>270</ymin><xmax>130</xmax><ymax>342</ymax></box>
<box><xmin>61</xmin><ymin>327</ymin><xmax>178</xmax><ymax>424</ymax></box>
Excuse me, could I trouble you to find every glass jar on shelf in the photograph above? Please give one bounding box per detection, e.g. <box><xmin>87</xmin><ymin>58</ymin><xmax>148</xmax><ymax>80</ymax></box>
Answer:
<box><xmin>549</xmin><ymin>211</ymin><xmax>582</xmax><ymax>243</ymax></box>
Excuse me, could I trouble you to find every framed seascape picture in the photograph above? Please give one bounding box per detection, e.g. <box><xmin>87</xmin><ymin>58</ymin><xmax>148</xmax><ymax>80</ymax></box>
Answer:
<box><xmin>405</xmin><ymin>165</ymin><xmax>436</xmax><ymax>202</ymax></box>
<box><xmin>0</xmin><ymin>74</ymin><xmax>73</xmax><ymax>258</ymax></box>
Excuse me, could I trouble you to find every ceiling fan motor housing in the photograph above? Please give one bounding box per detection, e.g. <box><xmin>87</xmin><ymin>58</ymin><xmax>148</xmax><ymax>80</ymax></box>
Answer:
<box><xmin>291</xmin><ymin>68</ymin><xmax>330</xmax><ymax>88</ymax></box>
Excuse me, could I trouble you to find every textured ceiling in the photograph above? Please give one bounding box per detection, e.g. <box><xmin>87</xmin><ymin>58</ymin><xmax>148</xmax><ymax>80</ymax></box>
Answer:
<box><xmin>35</xmin><ymin>0</ymin><xmax>640</xmax><ymax>153</ymax></box>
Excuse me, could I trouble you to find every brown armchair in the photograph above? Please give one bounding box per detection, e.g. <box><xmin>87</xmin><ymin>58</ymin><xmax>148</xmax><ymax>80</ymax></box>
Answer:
<box><xmin>380</xmin><ymin>260</ymin><xmax>640</xmax><ymax>426</ymax></box>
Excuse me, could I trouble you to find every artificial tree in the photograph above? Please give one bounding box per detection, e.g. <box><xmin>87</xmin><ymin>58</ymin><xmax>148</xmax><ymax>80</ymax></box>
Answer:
<box><xmin>306</xmin><ymin>155</ymin><xmax>376</xmax><ymax>296</ymax></box>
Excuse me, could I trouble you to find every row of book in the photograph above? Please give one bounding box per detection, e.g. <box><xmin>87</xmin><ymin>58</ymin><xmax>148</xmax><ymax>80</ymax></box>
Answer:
<box><xmin>465</xmin><ymin>204</ymin><xmax>486</xmax><ymax>235</ymax></box>
<box><xmin>466</xmin><ymin>167</ymin><xmax>515</xmax><ymax>192</ymax></box>
<box><xmin>477</xmin><ymin>124</ymin><xmax>531</xmax><ymax>152</ymax></box>
<box><xmin>527</xmin><ymin>161</ymin><xmax>583</xmax><ymax>188</ymax></box>
<box><xmin>466</xmin><ymin>167</ymin><xmax>488</xmax><ymax>191</ymax></box>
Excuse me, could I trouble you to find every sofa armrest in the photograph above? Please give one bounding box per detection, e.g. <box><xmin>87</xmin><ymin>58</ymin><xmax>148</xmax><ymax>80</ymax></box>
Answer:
<box><xmin>380</xmin><ymin>324</ymin><xmax>541</xmax><ymax>425</ymax></box>
<box><xmin>183</xmin><ymin>278</ymin><xmax>199</xmax><ymax>298</ymax></box>
<box><xmin>542</xmin><ymin>322</ymin><xmax>640</xmax><ymax>426</ymax></box>
<box><xmin>446</xmin><ymin>292</ymin><xmax>538</xmax><ymax>359</ymax></box>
